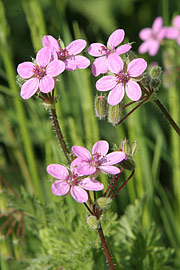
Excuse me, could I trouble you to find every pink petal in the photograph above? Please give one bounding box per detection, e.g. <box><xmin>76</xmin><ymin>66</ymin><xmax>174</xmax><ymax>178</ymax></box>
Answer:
<box><xmin>17</xmin><ymin>62</ymin><xmax>34</xmax><ymax>79</ymax></box>
<box><xmin>66</xmin><ymin>39</ymin><xmax>86</xmax><ymax>55</ymax></box>
<box><xmin>42</xmin><ymin>35</ymin><xmax>60</xmax><ymax>51</ymax></box>
<box><xmin>20</xmin><ymin>77</ymin><xmax>39</xmax><ymax>99</ymax></box>
<box><xmin>173</xmin><ymin>15</ymin><xmax>180</xmax><ymax>28</ymax></box>
<box><xmin>115</xmin><ymin>44</ymin><xmax>131</xmax><ymax>55</ymax></box>
<box><xmin>72</xmin><ymin>146</ymin><xmax>92</xmax><ymax>161</ymax></box>
<box><xmin>165</xmin><ymin>27</ymin><xmax>179</xmax><ymax>39</ymax></box>
<box><xmin>108</xmin><ymin>29</ymin><xmax>125</xmax><ymax>49</ymax></box>
<box><xmin>92</xmin><ymin>140</ymin><xmax>109</xmax><ymax>156</ymax></box>
<box><xmin>77</xmin><ymin>163</ymin><xmax>96</xmax><ymax>176</ymax></box>
<box><xmin>126</xmin><ymin>80</ymin><xmax>142</xmax><ymax>101</ymax></box>
<box><xmin>96</xmin><ymin>76</ymin><xmax>117</xmax><ymax>91</ymax></box>
<box><xmin>39</xmin><ymin>75</ymin><xmax>54</xmax><ymax>93</ymax></box>
<box><xmin>88</xmin><ymin>43</ymin><xmax>107</xmax><ymax>56</ymax></box>
<box><xmin>101</xmin><ymin>151</ymin><xmax>125</xmax><ymax>165</ymax></box>
<box><xmin>46</xmin><ymin>60</ymin><xmax>65</xmax><ymax>76</ymax></box>
<box><xmin>70</xmin><ymin>158</ymin><xmax>86</xmax><ymax>176</ymax></box>
<box><xmin>148</xmin><ymin>40</ymin><xmax>160</xmax><ymax>56</ymax></box>
<box><xmin>98</xmin><ymin>165</ymin><xmax>120</xmax><ymax>175</ymax></box>
<box><xmin>152</xmin><ymin>17</ymin><xmax>163</xmax><ymax>33</ymax></box>
<box><xmin>92</xmin><ymin>56</ymin><xmax>108</xmax><ymax>76</ymax></box>
<box><xmin>51</xmin><ymin>180</ymin><xmax>70</xmax><ymax>196</ymax></box>
<box><xmin>64</xmin><ymin>59</ymin><xmax>77</xmax><ymax>71</ymax></box>
<box><xmin>138</xmin><ymin>41</ymin><xmax>150</xmax><ymax>54</ymax></box>
<box><xmin>70</xmin><ymin>186</ymin><xmax>88</xmax><ymax>203</ymax></box>
<box><xmin>139</xmin><ymin>28</ymin><xmax>152</xmax><ymax>40</ymax></box>
<box><xmin>73</xmin><ymin>55</ymin><xmax>90</xmax><ymax>69</ymax></box>
<box><xmin>157</xmin><ymin>28</ymin><xmax>166</xmax><ymax>40</ymax></box>
<box><xmin>78</xmin><ymin>178</ymin><xmax>104</xmax><ymax>191</ymax></box>
<box><xmin>108</xmin><ymin>54</ymin><xmax>124</xmax><ymax>74</ymax></box>
<box><xmin>177</xmin><ymin>36</ymin><xmax>180</xmax><ymax>46</ymax></box>
<box><xmin>127</xmin><ymin>58</ymin><xmax>147</xmax><ymax>77</ymax></box>
<box><xmin>36</xmin><ymin>47</ymin><xmax>51</xmax><ymax>67</ymax></box>
<box><xmin>47</xmin><ymin>164</ymin><xmax>69</xmax><ymax>180</ymax></box>
<box><xmin>107</xmin><ymin>83</ymin><xmax>124</xmax><ymax>105</ymax></box>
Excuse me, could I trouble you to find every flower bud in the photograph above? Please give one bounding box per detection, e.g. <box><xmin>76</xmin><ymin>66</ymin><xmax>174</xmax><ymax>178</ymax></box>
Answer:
<box><xmin>87</xmin><ymin>215</ymin><xmax>100</xmax><ymax>230</ymax></box>
<box><xmin>16</xmin><ymin>75</ymin><xmax>25</xmax><ymax>88</ymax></box>
<box><xmin>95</xmin><ymin>95</ymin><xmax>107</xmax><ymax>119</ymax></box>
<box><xmin>120</xmin><ymin>154</ymin><xmax>136</xmax><ymax>170</ymax></box>
<box><xmin>108</xmin><ymin>104</ymin><xmax>121</xmax><ymax>125</ymax></box>
<box><xmin>150</xmin><ymin>65</ymin><xmax>162</xmax><ymax>78</ymax></box>
<box><xmin>150</xmin><ymin>78</ymin><xmax>161</xmax><ymax>89</ymax></box>
<box><xmin>120</xmin><ymin>140</ymin><xmax>136</xmax><ymax>170</ymax></box>
<box><xmin>97</xmin><ymin>197</ymin><xmax>112</xmax><ymax>209</ymax></box>
<box><xmin>58</xmin><ymin>37</ymin><xmax>65</xmax><ymax>49</ymax></box>
<box><xmin>141</xmin><ymin>72</ymin><xmax>152</xmax><ymax>86</ymax></box>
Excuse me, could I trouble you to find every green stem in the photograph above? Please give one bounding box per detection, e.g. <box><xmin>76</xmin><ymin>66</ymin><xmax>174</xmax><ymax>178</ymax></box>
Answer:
<box><xmin>153</xmin><ymin>99</ymin><xmax>180</xmax><ymax>136</ymax></box>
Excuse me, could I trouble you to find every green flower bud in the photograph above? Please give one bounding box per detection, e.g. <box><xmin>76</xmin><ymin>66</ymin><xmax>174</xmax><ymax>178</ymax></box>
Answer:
<box><xmin>150</xmin><ymin>78</ymin><xmax>161</xmax><ymax>89</ymax></box>
<box><xmin>120</xmin><ymin>140</ymin><xmax>136</xmax><ymax>170</ymax></box>
<box><xmin>150</xmin><ymin>65</ymin><xmax>162</xmax><ymax>78</ymax></box>
<box><xmin>16</xmin><ymin>75</ymin><xmax>25</xmax><ymax>88</ymax></box>
<box><xmin>95</xmin><ymin>95</ymin><xmax>107</xmax><ymax>119</ymax></box>
<box><xmin>120</xmin><ymin>154</ymin><xmax>136</xmax><ymax>170</ymax></box>
<box><xmin>141</xmin><ymin>72</ymin><xmax>152</xmax><ymax>86</ymax></box>
<box><xmin>87</xmin><ymin>215</ymin><xmax>100</xmax><ymax>230</ymax></box>
<box><xmin>108</xmin><ymin>104</ymin><xmax>121</xmax><ymax>125</ymax></box>
<box><xmin>97</xmin><ymin>197</ymin><xmax>112</xmax><ymax>209</ymax></box>
<box><xmin>58</xmin><ymin>37</ymin><xmax>65</xmax><ymax>49</ymax></box>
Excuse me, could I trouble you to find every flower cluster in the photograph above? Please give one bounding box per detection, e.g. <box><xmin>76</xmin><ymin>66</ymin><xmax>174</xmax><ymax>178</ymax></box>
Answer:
<box><xmin>47</xmin><ymin>140</ymin><xmax>125</xmax><ymax>203</ymax></box>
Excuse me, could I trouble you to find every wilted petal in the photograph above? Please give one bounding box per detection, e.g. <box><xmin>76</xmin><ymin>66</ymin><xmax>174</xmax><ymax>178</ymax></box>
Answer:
<box><xmin>51</xmin><ymin>180</ymin><xmax>70</xmax><ymax>196</ymax></box>
<box><xmin>70</xmin><ymin>186</ymin><xmax>88</xmax><ymax>203</ymax></box>
<box><xmin>47</xmin><ymin>164</ymin><xmax>69</xmax><ymax>180</ymax></box>
<box><xmin>96</xmin><ymin>75</ymin><xmax>117</xmax><ymax>91</ymax></box>
<box><xmin>148</xmin><ymin>40</ymin><xmax>160</xmax><ymax>56</ymax></box>
<box><xmin>46</xmin><ymin>60</ymin><xmax>65</xmax><ymax>76</ymax></box>
<box><xmin>108</xmin><ymin>54</ymin><xmax>124</xmax><ymax>74</ymax></box>
<box><xmin>78</xmin><ymin>178</ymin><xmax>104</xmax><ymax>191</ymax></box>
<box><xmin>17</xmin><ymin>62</ymin><xmax>34</xmax><ymax>79</ymax></box>
<box><xmin>42</xmin><ymin>35</ymin><xmax>60</xmax><ymax>51</ymax></box>
<box><xmin>126</xmin><ymin>80</ymin><xmax>142</xmax><ymax>101</ymax></box>
<box><xmin>73</xmin><ymin>55</ymin><xmax>90</xmax><ymax>69</ymax></box>
<box><xmin>92</xmin><ymin>56</ymin><xmax>108</xmax><ymax>76</ymax></box>
<box><xmin>138</xmin><ymin>41</ymin><xmax>150</xmax><ymax>54</ymax></box>
<box><xmin>101</xmin><ymin>151</ymin><xmax>125</xmax><ymax>165</ymax></box>
<box><xmin>173</xmin><ymin>15</ymin><xmax>180</xmax><ymax>28</ymax></box>
<box><xmin>98</xmin><ymin>165</ymin><xmax>120</xmax><ymax>174</ymax></box>
<box><xmin>115</xmin><ymin>44</ymin><xmax>131</xmax><ymax>55</ymax></box>
<box><xmin>88</xmin><ymin>43</ymin><xmax>107</xmax><ymax>56</ymax></box>
<box><xmin>77</xmin><ymin>163</ymin><xmax>96</xmax><ymax>176</ymax></box>
<box><xmin>108</xmin><ymin>29</ymin><xmax>125</xmax><ymax>49</ymax></box>
<box><xmin>139</xmin><ymin>28</ymin><xmax>152</xmax><ymax>40</ymax></box>
<box><xmin>72</xmin><ymin>146</ymin><xmax>92</xmax><ymax>161</ymax></box>
<box><xmin>92</xmin><ymin>140</ymin><xmax>109</xmax><ymax>156</ymax></box>
<box><xmin>107</xmin><ymin>83</ymin><xmax>124</xmax><ymax>105</ymax></box>
<box><xmin>66</xmin><ymin>39</ymin><xmax>86</xmax><ymax>55</ymax></box>
<box><xmin>36</xmin><ymin>47</ymin><xmax>51</xmax><ymax>67</ymax></box>
<box><xmin>127</xmin><ymin>58</ymin><xmax>147</xmax><ymax>77</ymax></box>
<box><xmin>39</xmin><ymin>75</ymin><xmax>54</xmax><ymax>93</ymax></box>
<box><xmin>20</xmin><ymin>77</ymin><xmax>39</xmax><ymax>99</ymax></box>
<box><xmin>152</xmin><ymin>16</ymin><xmax>163</xmax><ymax>33</ymax></box>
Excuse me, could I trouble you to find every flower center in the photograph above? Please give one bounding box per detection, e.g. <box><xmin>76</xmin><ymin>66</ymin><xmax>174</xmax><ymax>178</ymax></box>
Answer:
<box><xmin>33</xmin><ymin>65</ymin><xmax>46</xmax><ymax>78</ymax></box>
<box><xmin>98</xmin><ymin>45</ymin><xmax>112</xmax><ymax>55</ymax></box>
<box><xmin>116</xmin><ymin>72</ymin><xmax>130</xmax><ymax>83</ymax></box>
<box><xmin>68</xmin><ymin>173</ymin><xmax>79</xmax><ymax>186</ymax></box>
<box><xmin>57</xmin><ymin>48</ymin><xmax>69</xmax><ymax>60</ymax></box>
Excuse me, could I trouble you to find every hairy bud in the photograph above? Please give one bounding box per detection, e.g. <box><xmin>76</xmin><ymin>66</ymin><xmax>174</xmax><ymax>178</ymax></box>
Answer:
<box><xmin>150</xmin><ymin>65</ymin><xmax>162</xmax><ymax>78</ymax></box>
<box><xmin>95</xmin><ymin>95</ymin><xmax>107</xmax><ymax>119</ymax></box>
<box><xmin>97</xmin><ymin>197</ymin><xmax>112</xmax><ymax>209</ymax></box>
<box><xmin>87</xmin><ymin>215</ymin><xmax>100</xmax><ymax>230</ymax></box>
<box><xmin>120</xmin><ymin>140</ymin><xmax>136</xmax><ymax>170</ymax></box>
<box><xmin>108</xmin><ymin>104</ymin><xmax>121</xmax><ymax>125</ymax></box>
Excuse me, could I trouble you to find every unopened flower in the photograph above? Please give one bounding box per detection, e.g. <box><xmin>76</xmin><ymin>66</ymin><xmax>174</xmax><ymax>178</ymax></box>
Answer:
<box><xmin>165</xmin><ymin>15</ymin><xmax>180</xmax><ymax>45</ymax></box>
<box><xmin>42</xmin><ymin>35</ymin><xmax>90</xmax><ymax>71</ymax></box>
<box><xmin>72</xmin><ymin>140</ymin><xmax>125</xmax><ymax>176</ymax></box>
<box><xmin>96</xmin><ymin>54</ymin><xmax>147</xmax><ymax>105</ymax></box>
<box><xmin>47</xmin><ymin>159</ymin><xmax>104</xmax><ymax>203</ymax></box>
<box><xmin>88</xmin><ymin>29</ymin><xmax>131</xmax><ymax>76</ymax></box>
<box><xmin>17</xmin><ymin>47</ymin><xmax>65</xmax><ymax>99</ymax></box>
<box><xmin>138</xmin><ymin>17</ymin><xmax>166</xmax><ymax>56</ymax></box>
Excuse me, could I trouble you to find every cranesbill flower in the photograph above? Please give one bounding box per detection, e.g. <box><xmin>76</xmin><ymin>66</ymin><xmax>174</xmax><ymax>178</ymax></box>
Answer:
<box><xmin>96</xmin><ymin>54</ymin><xmax>147</xmax><ymax>105</ymax></box>
<box><xmin>17</xmin><ymin>47</ymin><xmax>65</xmax><ymax>99</ymax></box>
<box><xmin>47</xmin><ymin>159</ymin><xmax>104</xmax><ymax>203</ymax></box>
<box><xmin>165</xmin><ymin>15</ymin><xmax>180</xmax><ymax>45</ymax></box>
<box><xmin>42</xmin><ymin>35</ymin><xmax>90</xmax><ymax>71</ymax></box>
<box><xmin>88</xmin><ymin>29</ymin><xmax>131</xmax><ymax>76</ymax></box>
<box><xmin>72</xmin><ymin>140</ymin><xmax>125</xmax><ymax>176</ymax></box>
<box><xmin>138</xmin><ymin>16</ymin><xmax>166</xmax><ymax>56</ymax></box>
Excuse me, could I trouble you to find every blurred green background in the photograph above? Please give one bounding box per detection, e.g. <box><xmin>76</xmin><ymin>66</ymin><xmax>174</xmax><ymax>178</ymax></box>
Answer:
<box><xmin>0</xmin><ymin>0</ymin><xmax>180</xmax><ymax>269</ymax></box>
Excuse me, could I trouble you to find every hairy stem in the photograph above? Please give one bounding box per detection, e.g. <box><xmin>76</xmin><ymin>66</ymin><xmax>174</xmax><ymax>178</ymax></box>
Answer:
<box><xmin>98</xmin><ymin>225</ymin><xmax>115</xmax><ymax>270</ymax></box>
<box><xmin>50</xmin><ymin>107</ymin><xmax>71</xmax><ymax>164</ymax></box>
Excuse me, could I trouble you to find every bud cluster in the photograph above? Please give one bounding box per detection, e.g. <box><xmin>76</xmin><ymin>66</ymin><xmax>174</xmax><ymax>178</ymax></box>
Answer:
<box><xmin>142</xmin><ymin>65</ymin><xmax>162</xmax><ymax>92</ymax></box>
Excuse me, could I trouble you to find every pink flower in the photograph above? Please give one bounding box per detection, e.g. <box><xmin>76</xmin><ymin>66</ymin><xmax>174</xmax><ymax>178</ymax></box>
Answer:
<box><xmin>42</xmin><ymin>35</ymin><xmax>90</xmax><ymax>71</ymax></box>
<box><xmin>72</xmin><ymin>140</ymin><xmax>125</xmax><ymax>176</ymax></box>
<box><xmin>96</xmin><ymin>54</ymin><xmax>147</xmax><ymax>105</ymax></box>
<box><xmin>88</xmin><ymin>29</ymin><xmax>131</xmax><ymax>76</ymax></box>
<box><xmin>47</xmin><ymin>159</ymin><xmax>104</xmax><ymax>203</ymax></box>
<box><xmin>138</xmin><ymin>17</ymin><xmax>166</xmax><ymax>56</ymax></box>
<box><xmin>165</xmin><ymin>15</ymin><xmax>180</xmax><ymax>45</ymax></box>
<box><xmin>17</xmin><ymin>47</ymin><xmax>65</xmax><ymax>99</ymax></box>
